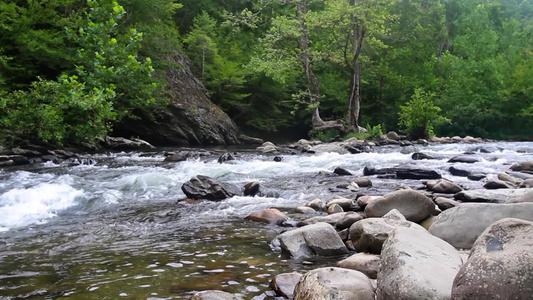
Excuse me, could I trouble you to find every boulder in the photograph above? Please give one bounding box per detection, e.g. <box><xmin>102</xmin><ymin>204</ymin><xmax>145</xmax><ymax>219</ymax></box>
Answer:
<box><xmin>270</xmin><ymin>272</ymin><xmax>302</xmax><ymax>299</ymax></box>
<box><xmin>467</xmin><ymin>174</ymin><xmax>486</xmax><ymax>181</ymax></box>
<box><xmin>377</xmin><ymin>227</ymin><xmax>462</xmax><ymax>300</ymax></box>
<box><xmin>336</xmin><ymin>213</ymin><xmax>364</xmax><ymax>230</ymax></box>
<box><xmin>245</xmin><ymin>209</ymin><xmax>287</xmax><ymax>225</ymax></box>
<box><xmin>294</xmin><ymin>267</ymin><xmax>374</xmax><ymax>300</ymax></box>
<box><xmin>103</xmin><ymin>136</ymin><xmax>155</xmax><ymax>150</ymax></box>
<box><xmin>294</xmin><ymin>206</ymin><xmax>317</xmax><ymax>214</ymax></box>
<box><xmin>164</xmin><ymin>151</ymin><xmax>199</xmax><ymax>162</ymax></box>
<box><xmin>483</xmin><ymin>178</ymin><xmax>516</xmax><ymax>189</ymax></box>
<box><xmin>298</xmin><ymin>212</ymin><xmax>356</xmax><ymax>227</ymax></box>
<box><xmin>333</xmin><ymin>167</ymin><xmax>352</xmax><ymax>176</ymax></box>
<box><xmin>243</xmin><ymin>182</ymin><xmax>261</xmax><ymax>196</ymax></box>
<box><xmin>337</xmin><ymin>253</ymin><xmax>380</xmax><ymax>279</ymax></box>
<box><xmin>448</xmin><ymin>155</ymin><xmax>480</xmax><ymax>163</ymax></box>
<box><xmin>519</xmin><ymin>179</ymin><xmax>533</xmax><ymax>189</ymax></box>
<box><xmin>452</xmin><ymin>218</ymin><xmax>533</xmax><ymax>300</ymax></box>
<box><xmin>497</xmin><ymin>172</ymin><xmax>523</xmax><ymax>186</ymax></box>
<box><xmin>309</xmin><ymin>143</ymin><xmax>349</xmax><ymax>154</ymax></box>
<box><xmin>507</xmin><ymin>171</ymin><xmax>533</xmax><ymax>180</ymax></box>
<box><xmin>412</xmin><ymin>152</ymin><xmax>437</xmax><ymax>160</ymax></box>
<box><xmin>434</xmin><ymin>197</ymin><xmax>461</xmax><ymax>211</ymax></box>
<box><xmin>350</xmin><ymin>209</ymin><xmax>426</xmax><ymax>254</ymax></box>
<box><xmin>274</xmin><ymin>222</ymin><xmax>349</xmax><ymax>259</ymax></box>
<box><xmin>356</xmin><ymin>195</ymin><xmax>383</xmax><ymax>209</ymax></box>
<box><xmin>386</xmin><ymin>131</ymin><xmax>400</xmax><ymax>141</ymax></box>
<box><xmin>449</xmin><ymin>166</ymin><xmax>471</xmax><ymax>177</ymax></box>
<box><xmin>430</xmin><ymin>179</ymin><xmax>463</xmax><ymax>194</ymax></box>
<box><xmin>396</xmin><ymin>169</ymin><xmax>442</xmax><ymax>180</ymax></box>
<box><xmin>428</xmin><ymin>202</ymin><xmax>533</xmax><ymax>249</ymax></box>
<box><xmin>351</xmin><ymin>177</ymin><xmax>372</xmax><ymax>187</ymax></box>
<box><xmin>305</xmin><ymin>199</ymin><xmax>326</xmax><ymax>211</ymax></box>
<box><xmin>454</xmin><ymin>188</ymin><xmax>533</xmax><ymax>203</ymax></box>
<box><xmin>238</xmin><ymin>134</ymin><xmax>263</xmax><ymax>144</ymax></box>
<box><xmin>326</xmin><ymin>197</ymin><xmax>355</xmax><ymax>211</ymax></box>
<box><xmin>365</xmin><ymin>189</ymin><xmax>435</xmax><ymax>222</ymax></box>
<box><xmin>181</xmin><ymin>175</ymin><xmax>242</xmax><ymax>201</ymax></box>
<box><xmin>189</xmin><ymin>290</ymin><xmax>242</xmax><ymax>300</ymax></box>
<box><xmin>217</xmin><ymin>152</ymin><xmax>236</xmax><ymax>163</ymax></box>
<box><xmin>327</xmin><ymin>204</ymin><xmax>343</xmax><ymax>214</ymax></box>
<box><xmin>257</xmin><ymin>141</ymin><xmax>281</xmax><ymax>153</ymax></box>
<box><xmin>510</xmin><ymin>160</ymin><xmax>533</xmax><ymax>172</ymax></box>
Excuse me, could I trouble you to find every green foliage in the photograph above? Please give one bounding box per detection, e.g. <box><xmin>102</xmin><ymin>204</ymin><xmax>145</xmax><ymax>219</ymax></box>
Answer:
<box><xmin>344</xmin><ymin>124</ymin><xmax>384</xmax><ymax>141</ymax></box>
<box><xmin>399</xmin><ymin>89</ymin><xmax>448</xmax><ymax>139</ymax></box>
<box><xmin>315</xmin><ymin>129</ymin><xmax>340</xmax><ymax>142</ymax></box>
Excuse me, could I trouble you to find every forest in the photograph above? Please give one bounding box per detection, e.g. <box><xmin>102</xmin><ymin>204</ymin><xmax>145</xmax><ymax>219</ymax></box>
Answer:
<box><xmin>0</xmin><ymin>0</ymin><xmax>532</xmax><ymax>146</ymax></box>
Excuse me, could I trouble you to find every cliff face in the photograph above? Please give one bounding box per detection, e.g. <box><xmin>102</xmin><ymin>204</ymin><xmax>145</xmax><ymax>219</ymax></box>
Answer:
<box><xmin>114</xmin><ymin>51</ymin><xmax>240</xmax><ymax>146</ymax></box>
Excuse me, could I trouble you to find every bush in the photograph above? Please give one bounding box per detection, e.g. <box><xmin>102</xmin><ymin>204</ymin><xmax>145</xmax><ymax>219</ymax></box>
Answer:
<box><xmin>344</xmin><ymin>124</ymin><xmax>383</xmax><ymax>141</ymax></box>
<box><xmin>398</xmin><ymin>89</ymin><xmax>448</xmax><ymax>139</ymax></box>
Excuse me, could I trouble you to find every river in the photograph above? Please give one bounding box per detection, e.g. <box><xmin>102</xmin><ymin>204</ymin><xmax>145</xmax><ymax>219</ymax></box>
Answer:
<box><xmin>0</xmin><ymin>141</ymin><xmax>531</xmax><ymax>299</ymax></box>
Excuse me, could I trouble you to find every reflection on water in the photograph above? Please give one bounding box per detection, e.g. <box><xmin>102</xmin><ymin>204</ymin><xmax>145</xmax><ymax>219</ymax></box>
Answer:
<box><xmin>0</xmin><ymin>142</ymin><xmax>531</xmax><ymax>298</ymax></box>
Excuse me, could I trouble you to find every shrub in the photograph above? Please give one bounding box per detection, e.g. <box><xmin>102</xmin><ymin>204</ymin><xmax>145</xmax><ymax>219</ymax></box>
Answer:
<box><xmin>398</xmin><ymin>89</ymin><xmax>449</xmax><ymax>139</ymax></box>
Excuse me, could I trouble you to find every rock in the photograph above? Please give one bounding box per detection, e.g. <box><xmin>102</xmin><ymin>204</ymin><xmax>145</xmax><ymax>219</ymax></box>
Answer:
<box><xmin>428</xmin><ymin>202</ymin><xmax>533</xmax><ymax>249</ymax></box>
<box><xmin>386</xmin><ymin>131</ymin><xmax>400</xmax><ymax>141</ymax></box>
<box><xmin>238</xmin><ymin>134</ymin><xmax>263</xmax><ymax>144</ymax></box>
<box><xmin>245</xmin><ymin>209</ymin><xmax>287</xmax><ymax>225</ymax></box>
<box><xmin>365</xmin><ymin>189</ymin><xmax>435</xmax><ymax>222</ymax></box>
<box><xmin>351</xmin><ymin>177</ymin><xmax>372</xmax><ymax>187</ymax></box>
<box><xmin>356</xmin><ymin>195</ymin><xmax>382</xmax><ymax>209</ymax></box>
<box><xmin>257</xmin><ymin>141</ymin><xmax>281</xmax><ymax>153</ymax></box>
<box><xmin>434</xmin><ymin>197</ymin><xmax>460</xmax><ymax>211</ymax></box>
<box><xmin>510</xmin><ymin>160</ymin><xmax>533</xmax><ymax>172</ymax></box>
<box><xmin>305</xmin><ymin>199</ymin><xmax>326</xmax><ymax>211</ymax></box>
<box><xmin>498</xmin><ymin>172</ymin><xmax>523</xmax><ymax>185</ymax></box>
<box><xmin>327</xmin><ymin>204</ymin><xmax>343</xmax><ymax>214</ymax></box>
<box><xmin>189</xmin><ymin>290</ymin><xmax>242</xmax><ymax>300</ymax></box>
<box><xmin>506</xmin><ymin>171</ymin><xmax>533</xmax><ymax>180</ymax></box>
<box><xmin>337</xmin><ymin>253</ymin><xmax>380</xmax><ymax>279</ymax></box>
<box><xmin>396</xmin><ymin>169</ymin><xmax>442</xmax><ymax>179</ymax></box>
<box><xmin>412</xmin><ymin>152</ymin><xmax>437</xmax><ymax>160</ymax></box>
<box><xmin>462</xmin><ymin>136</ymin><xmax>482</xmax><ymax>143</ymax></box>
<box><xmin>298</xmin><ymin>212</ymin><xmax>355</xmax><ymax>227</ymax></box>
<box><xmin>467</xmin><ymin>173</ymin><xmax>485</xmax><ymax>181</ymax></box>
<box><xmin>274</xmin><ymin>222</ymin><xmax>348</xmax><ymax>259</ymax></box>
<box><xmin>0</xmin><ymin>155</ymin><xmax>30</xmax><ymax>165</ymax></box>
<box><xmin>326</xmin><ymin>197</ymin><xmax>355</xmax><ymax>211</ymax></box>
<box><xmin>270</xmin><ymin>272</ymin><xmax>302</xmax><ymax>299</ymax></box>
<box><xmin>483</xmin><ymin>178</ymin><xmax>516</xmax><ymax>189</ymax></box>
<box><xmin>449</xmin><ymin>166</ymin><xmax>472</xmax><ymax>177</ymax></box>
<box><xmin>333</xmin><ymin>167</ymin><xmax>352</xmax><ymax>176</ymax></box>
<box><xmin>41</xmin><ymin>155</ymin><xmax>60</xmax><ymax>163</ymax></box>
<box><xmin>420</xmin><ymin>215</ymin><xmax>437</xmax><ymax>229</ymax></box>
<box><xmin>114</xmin><ymin>52</ymin><xmax>239</xmax><ymax>146</ymax></box>
<box><xmin>243</xmin><ymin>182</ymin><xmax>261</xmax><ymax>197</ymax></box>
<box><xmin>430</xmin><ymin>179</ymin><xmax>463</xmax><ymax>194</ymax></box>
<box><xmin>309</xmin><ymin>143</ymin><xmax>349</xmax><ymax>154</ymax></box>
<box><xmin>417</xmin><ymin>138</ymin><xmax>428</xmax><ymax>145</ymax></box>
<box><xmin>448</xmin><ymin>155</ymin><xmax>480</xmax><ymax>163</ymax></box>
<box><xmin>164</xmin><ymin>151</ymin><xmax>199</xmax><ymax>162</ymax></box>
<box><xmin>336</xmin><ymin>213</ymin><xmax>364</xmax><ymax>230</ymax></box>
<box><xmin>294</xmin><ymin>206</ymin><xmax>317</xmax><ymax>214</ymax></box>
<box><xmin>273</xmin><ymin>156</ymin><xmax>283</xmax><ymax>162</ymax></box>
<box><xmin>350</xmin><ymin>209</ymin><xmax>426</xmax><ymax>254</ymax></box>
<box><xmin>451</xmin><ymin>218</ymin><xmax>533</xmax><ymax>300</ymax></box>
<box><xmin>377</xmin><ymin>227</ymin><xmax>462</xmax><ymax>300</ymax></box>
<box><xmin>102</xmin><ymin>136</ymin><xmax>155</xmax><ymax>150</ymax></box>
<box><xmin>181</xmin><ymin>175</ymin><xmax>242</xmax><ymax>201</ymax></box>
<box><xmin>520</xmin><ymin>179</ymin><xmax>533</xmax><ymax>189</ymax></box>
<box><xmin>454</xmin><ymin>188</ymin><xmax>533</xmax><ymax>203</ymax></box>
<box><xmin>217</xmin><ymin>152</ymin><xmax>235</xmax><ymax>163</ymax></box>
<box><xmin>294</xmin><ymin>267</ymin><xmax>374</xmax><ymax>300</ymax></box>
<box><xmin>11</xmin><ymin>147</ymin><xmax>42</xmax><ymax>157</ymax></box>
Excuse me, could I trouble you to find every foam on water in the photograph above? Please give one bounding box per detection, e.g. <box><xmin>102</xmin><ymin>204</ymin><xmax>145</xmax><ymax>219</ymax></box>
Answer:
<box><xmin>0</xmin><ymin>183</ymin><xmax>84</xmax><ymax>229</ymax></box>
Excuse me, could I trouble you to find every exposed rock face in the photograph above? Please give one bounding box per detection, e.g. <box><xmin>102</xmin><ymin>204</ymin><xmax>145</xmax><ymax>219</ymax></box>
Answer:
<box><xmin>452</xmin><ymin>218</ymin><xmax>533</xmax><ymax>300</ymax></box>
<box><xmin>365</xmin><ymin>189</ymin><xmax>435</xmax><ymax>222</ymax></box>
<box><xmin>294</xmin><ymin>267</ymin><xmax>375</xmax><ymax>300</ymax></box>
<box><xmin>428</xmin><ymin>203</ymin><xmax>533</xmax><ymax>249</ymax></box>
<box><xmin>114</xmin><ymin>51</ymin><xmax>239</xmax><ymax>146</ymax></box>
<box><xmin>181</xmin><ymin>175</ymin><xmax>242</xmax><ymax>201</ymax></box>
<box><xmin>377</xmin><ymin>227</ymin><xmax>462</xmax><ymax>300</ymax></box>
<box><xmin>274</xmin><ymin>222</ymin><xmax>348</xmax><ymax>259</ymax></box>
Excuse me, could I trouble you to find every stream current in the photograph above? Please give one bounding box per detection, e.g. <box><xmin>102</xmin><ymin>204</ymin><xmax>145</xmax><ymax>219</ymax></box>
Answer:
<box><xmin>0</xmin><ymin>142</ymin><xmax>532</xmax><ymax>299</ymax></box>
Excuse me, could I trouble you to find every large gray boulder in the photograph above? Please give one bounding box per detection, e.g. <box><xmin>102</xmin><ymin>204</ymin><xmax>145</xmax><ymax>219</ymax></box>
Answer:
<box><xmin>452</xmin><ymin>218</ymin><xmax>533</xmax><ymax>300</ymax></box>
<box><xmin>429</xmin><ymin>203</ymin><xmax>533</xmax><ymax>249</ymax></box>
<box><xmin>294</xmin><ymin>267</ymin><xmax>375</xmax><ymax>300</ymax></box>
<box><xmin>189</xmin><ymin>290</ymin><xmax>242</xmax><ymax>300</ymax></box>
<box><xmin>270</xmin><ymin>272</ymin><xmax>302</xmax><ymax>299</ymax></box>
<box><xmin>365</xmin><ymin>189</ymin><xmax>435</xmax><ymax>222</ymax></box>
<box><xmin>350</xmin><ymin>209</ymin><xmax>426</xmax><ymax>254</ymax></box>
<box><xmin>430</xmin><ymin>179</ymin><xmax>463</xmax><ymax>194</ymax></box>
<box><xmin>510</xmin><ymin>160</ymin><xmax>533</xmax><ymax>172</ymax></box>
<box><xmin>274</xmin><ymin>222</ymin><xmax>349</xmax><ymax>259</ymax></box>
<box><xmin>337</xmin><ymin>253</ymin><xmax>381</xmax><ymax>279</ymax></box>
<box><xmin>377</xmin><ymin>227</ymin><xmax>462</xmax><ymax>300</ymax></box>
<box><xmin>181</xmin><ymin>175</ymin><xmax>242</xmax><ymax>201</ymax></box>
<box><xmin>454</xmin><ymin>188</ymin><xmax>533</xmax><ymax>203</ymax></box>
<box><xmin>309</xmin><ymin>143</ymin><xmax>349</xmax><ymax>154</ymax></box>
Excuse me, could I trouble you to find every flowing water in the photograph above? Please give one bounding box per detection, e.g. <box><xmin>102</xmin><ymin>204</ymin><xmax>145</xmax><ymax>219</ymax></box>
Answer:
<box><xmin>0</xmin><ymin>142</ymin><xmax>532</xmax><ymax>299</ymax></box>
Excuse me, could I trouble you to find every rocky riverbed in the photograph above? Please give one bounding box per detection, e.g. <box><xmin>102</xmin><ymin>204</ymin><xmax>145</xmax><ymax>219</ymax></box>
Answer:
<box><xmin>0</xmin><ymin>137</ymin><xmax>532</xmax><ymax>299</ymax></box>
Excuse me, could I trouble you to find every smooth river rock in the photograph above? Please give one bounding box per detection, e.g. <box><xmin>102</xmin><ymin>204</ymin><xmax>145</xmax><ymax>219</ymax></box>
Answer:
<box><xmin>245</xmin><ymin>209</ymin><xmax>287</xmax><ymax>225</ymax></box>
<box><xmin>510</xmin><ymin>160</ymin><xmax>533</xmax><ymax>172</ymax></box>
<box><xmin>452</xmin><ymin>218</ymin><xmax>533</xmax><ymax>300</ymax></box>
<box><xmin>270</xmin><ymin>272</ymin><xmax>302</xmax><ymax>299</ymax></box>
<box><xmin>454</xmin><ymin>188</ymin><xmax>533</xmax><ymax>203</ymax></box>
<box><xmin>377</xmin><ymin>227</ymin><xmax>462</xmax><ymax>300</ymax></box>
<box><xmin>337</xmin><ymin>253</ymin><xmax>380</xmax><ymax>279</ymax></box>
<box><xmin>298</xmin><ymin>212</ymin><xmax>361</xmax><ymax>227</ymax></box>
<box><xmin>189</xmin><ymin>290</ymin><xmax>242</xmax><ymax>300</ymax></box>
<box><xmin>181</xmin><ymin>175</ymin><xmax>242</xmax><ymax>201</ymax></box>
<box><xmin>428</xmin><ymin>202</ymin><xmax>533</xmax><ymax>249</ymax></box>
<box><xmin>365</xmin><ymin>189</ymin><xmax>435</xmax><ymax>222</ymax></box>
<box><xmin>294</xmin><ymin>267</ymin><xmax>375</xmax><ymax>300</ymax></box>
<box><xmin>274</xmin><ymin>222</ymin><xmax>348</xmax><ymax>259</ymax></box>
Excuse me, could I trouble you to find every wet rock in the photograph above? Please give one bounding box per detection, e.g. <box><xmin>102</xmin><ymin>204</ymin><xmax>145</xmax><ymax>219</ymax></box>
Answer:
<box><xmin>298</xmin><ymin>212</ymin><xmax>357</xmax><ymax>227</ymax></box>
<box><xmin>257</xmin><ymin>141</ymin><xmax>281</xmax><ymax>153</ymax></box>
<box><xmin>11</xmin><ymin>147</ymin><xmax>42</xmax><ymax>157</ymax></box>
<box><xmin>336</xmin><ymin>213</ymin><xmax>364</xmax><ymax>230</ymax></box>
<box><xmin>434</xmin><ymin>197</ymin><xmax>460</xmax><ymax>211</ymax></box>
<box><xmin>273</xmin><ymin>156</ymin><xmax>283</xmax><ymax>162</ymax></box>
<box><xmin>351</xmin><ymin>177</ymin><xmax>372</xmax><ymax>187</ymax></box>
<box><xmin>520</xmin><ymin>179</ymin><xmax>533</xmax><ymax>189</ymax></box>
<box><xmin>327</xmin><ymin>204</ymin><xmax>343</xmax><ymax>214</ymax></box>
<box><xmin>238</xmin><ymin>134</ymin><xmax>264</xmax><ymax>144</ymax></box>
<box><xmin>428</xmin><ymin>202</ymin><xmax>533</xmax><ymax>249</ymax></box>
<box><xmin>189</xmin><ymin>290</ymin><xmax>242</xmax><ymax>300</ymax></box>
<box><xmin>498</xmin><ymin>172</ymin><xmax>523</xmax><ymax>186</ymax></box>
<box><xmin>270</xmin><ymin>272</ymin><xmax>302</xmax><ymax>299</ymax></box>
<box><xmin>326</xmin><ymin>197</ymin><xmax>355</xmax><ymax>211</ymax></box>
<box><xmin>181</xmin><ymin>175</ymin><xmax>242</xmax><ymax>201</ymax></box>
<box><xmin>350</xmin><ymin>209</ymin><xmax>426</xmax><ymax>254</ymax></box>
<box><xmin>243</xmin><ymin>182</ymin><xmax>261</xmax><ymax>197</ymax></box>
<box><xmin>510</xmin><ymin>160</ymin><xmax>533</xmax><ymax>172</ymax></box>
<box><xmin>448</xmin><ymin>155</ymin><xmax>480</xmax><ymax>163</ymax></box>
<box><xmin>454</xmin><ymin>188</ymin><xmax>533</xmax><ymax>203</ymax></box>
<box><xmin>294</xmin><ymin>267</ymin><xmax>374</xmax><ymax>300</ymax></box>
<box><xmin>483</xmin><ymin>178</ymin><xmax>516</xmax><ymax>189</ymax></box>
<box><xmin>274</xmin><ymin>222</ymin><xmax>348</xmax><ymax>259</ymax></box>
<box><xmin>365</xmin><ymin>189</ymin><xmax>435</xmax><ymax>222</ymax></box>
<box><xmin>41</xmin><ymin>155</ymin><xmax>61</xmax><ymax>164</ymax></box>
<box><xmin>333</xmin><ymin>167</ymin><xmax>352</xmax><ymax>176</ymax></box>
<box><xmin>0</xmin><ymin>155</ymin><xmax>30</xmax><ymax>166</ymax></box>
<box><xmin>452</xmin><ymin>218</ymin><xmax>533</xmax><ymax>300</ymax></box>
<box><xmin>449</xmin><ymin>166</ymin><xmax>472</xmax><ymax>177</ymax></box>
<box><xmin>103</xmin><ymin>136</ymin><xmax>155</xmax><ymax>150</ymax></box>
<box><xmin>309</xmin><ymin>143</ymin><xmax>349</xmax><ymax>154</ymax></box>
<box><xmin>305</xmin><ymin>199</ymin><xmax>326</xmax><ymax>212</ymax></box>
<box><xmin>337</xmin><ymin>253</ymin><xmax>380</xmax><ymax>279</ymax></box>
<box><xmin>217</xmin><ymin>152</ymin><xmax>235</xmax><ymax>163</ymax></box>
<box><xmin>412</xmin><ymin>152</ymin><xmax>437</xmax><ymax>160</ymax></box>
<box><xmin>395</xmin><ymin>169</ymin><xmax>441</xmax><ymax>179</ymax></box>
<box><xmin>506</xmin><ymin>171</ymin><xmax>533</xmax><ymax>180</ymax></box>
<box><xmin>467</xmin><ymin>173</ymin><xmax>485</xmax><ymax>181</ymax></box>
<box><xmin>164</xmin><ymin>151</ymin><xmax>198</xmax><ymax>162</ymax></box>
<box><xmin>294</xmin><ymin>206</ymin><xmax>317</xmax><ymax>214</ymax></box>
<box><xmin>430</xmin><ymin>179</ymin><xmax>463</xmax><ymax>194</ymax></box>
<box><xmin>377</xmin><ymin>227</ymin><xmax>462</xmax><ymax>300</ymax></box>
<box><xmin>386</xmin><ymin>131</ymin><xmax>400</xmax><ymax>141</ymax></box>
<box><xmin>356</xmin><ymin>195</ymin><xmax>382</xmax><ymax>209</ymax></box>
<box><xmin>245</xmin><ymin>209</ymin><xmax>288</xmax><ymax>225</ymax></box>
